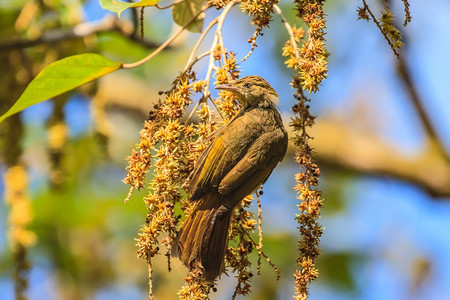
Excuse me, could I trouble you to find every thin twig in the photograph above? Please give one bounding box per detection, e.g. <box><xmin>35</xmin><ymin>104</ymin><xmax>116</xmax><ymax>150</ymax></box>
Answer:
<box><xmin>200</xmin><ymin>0</ymin><xmax>237</xmax><ymax>118</ymax></box>
<box><xmin>256</xmin><ymin>192</ymin><xmax>263</xmax><ymax>250</ymax></box>
<box><xmin>183</xmin><ymin>18</ymin><xmax>219</xmax><ymax>72</ymax></box>
<box><xmin>123</xmin><ymin>5</ymin><xmax>209</xmax><ymax>69</ymax></box>
<box><xmin>147</xmin><ymin>258</ymin><xmax>153</xmax><ymax>300</ymax></box>
<box><xmin>185</xmin><ymin>101</ymin><xmax>203</xmax><ymax>125</ymax></box>
<box><xmin>124</xmin><ymin>186</ymin><xmax>134</xmax><ymax>203</ymax></box>
<box><xmin>184</xmin><ymin>52</ymin><xmax>211</xmax><ymax>124</ymax></box>
<box><xmin>383</xmin><ymin>0</ymin><xmax>446</xmax><ymax>159</ymax></box>
<box><xmin>245</xmin><ymin>232</ymin><xmax>280</xmax><ymax>280</ymax></box>
<box><xmin>140</xmin><ymin>7</ymin><xmax>145</xmax><ymax>40</ymax></box>
<box><xmin>274</xmin><ymin>4</ymin><xmax>300</xmax><ymax>61</ymax></box>
<box><xmin>127</xmin><ymin>0</ymin><xmax>139</xmax><ymax>38</ymax></box>
<box><xmin>184</xmin><ymin>0</ymin><xmax>236</xmax><ymax>121</ymax></box>
<box><xmin>361</xmin><ymin>0</ymin><xmax>400</xmax><ymax>59</ymax></box>
<box><xmin>401</xmin><ymin>0</ymin><xmax>412</xmax><ymax>26</ymax></box>
<box><xmin>241</xmin><ymin>30</ymin><xmax>259</xmax><ymax>62</ymax></box>
<box><xmin>184</xmin><ymin>51</ymin><xmax>211</xmax><ymax>73</ymax></box>
<box><xmin>216</xmin><ymin>22</ymin><xmax>228</xmax><ymax>65</ymax></box>
<box><xmin>397</xmin><ymin>53</ymin><xmax>449</xmax><ymax>161</ymax></box>
<box><xmin>255</xmin><ymin>191</ymin><xmax>263</xmax><ymax>275</ymax></box>
<box><xmin>208</xmin><ymin>94</ymin><xmax>224</xmax><ymax>119</ymax></box>
<box><xmin>156</xmin><ymin>0</ymin><xmax>185</xmax><ymax>10</ymax></box>
<box><xmin>203</xmin><ymin>1</ymin><xmax>236</xmax><ymax>96</ymax></box>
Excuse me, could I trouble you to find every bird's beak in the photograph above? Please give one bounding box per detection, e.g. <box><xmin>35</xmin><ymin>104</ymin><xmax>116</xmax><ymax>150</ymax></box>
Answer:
<box><xmin>215</xmin><ymin>83</ymin><xmax>237</xmax><ymax>92</ymax></box>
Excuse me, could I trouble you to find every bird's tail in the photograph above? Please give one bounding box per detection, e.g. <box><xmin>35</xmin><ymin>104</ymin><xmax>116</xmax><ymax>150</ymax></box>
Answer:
<box><xmin>172</xmin><ymin>193</ymin><xmax>231</xmax><ymax>281</ymax></box>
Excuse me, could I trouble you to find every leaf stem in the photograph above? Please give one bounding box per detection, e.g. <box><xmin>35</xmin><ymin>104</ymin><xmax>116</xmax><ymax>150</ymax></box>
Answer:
<box><xmin>123</xmin><ymin>5</ymin><xmax>208</xmax><ymax>69</ymax></box>
<box><xmin>183</xmin><ymin>18</ymin><xmax>219</xmax><ymax>72</ymax></box>
<box><xmin>274</xmin><ymin>4</ymin><xmax>300</xmax><ymax>61</ymax></box>
<box><xmin>156</xmin><ymin>0</ymin><xmax>185</xmax><ymax>10</ymax></box>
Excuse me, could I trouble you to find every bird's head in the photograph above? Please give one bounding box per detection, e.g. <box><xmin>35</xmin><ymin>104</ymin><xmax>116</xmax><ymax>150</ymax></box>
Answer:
<box><xmin>215</xmin><ymin>75</ymin><xmax>279</xmax><ymax>108</ymax></box>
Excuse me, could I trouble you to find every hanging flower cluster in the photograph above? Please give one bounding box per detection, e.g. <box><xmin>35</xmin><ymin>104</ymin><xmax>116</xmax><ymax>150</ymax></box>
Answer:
<box><xmin>123</xmin><ymin>71</ymin><xmax>220</xmax><ymax>298</ymax></box>
<box><xmin>282</xmin><ymin>0</ymin><xmax>328</xmax><ymax>92</ymax></box>
<box><xmin>282</xmin><ymin>1</ymin><xmax>328</xmax><ymax>299</ymax></box>
<box><xmin>357</xmin><ymin>0</ymin><xmax>411</xmax><ymax>58</ymax></box>
<box><xmin>240</xmin><ymin>0</ymin><xmax>280</xmax><ymax>60</ymax></box>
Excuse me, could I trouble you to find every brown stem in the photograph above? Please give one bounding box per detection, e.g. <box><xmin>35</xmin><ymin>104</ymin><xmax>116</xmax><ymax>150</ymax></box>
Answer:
<box><xmin>156</xmin><ymin>0</ymin><xmax>185</xmax><ymax>9</ymax></box>
<box><xmin>396</xmin><ymin>53</ymin><xmax>449</xmax><ymax>161</ymax></box>
<box><xmin>361</xmin><ymin>0</ymin><xmax>399</xmax><ymax>58</ymax></box>
<box><xmin>299</xmin><ymin>120</ymin><xmax>450</xmax><ymax>198</ymax></box>
<box><xmin>0</xmin><ymin>15</ymin><xmax>160</xmax><ymax>51</ymax></box>
<box><xmin>123</xmin><ymin>5</ymin><xmax>209</xmax><ymax>69</ymax></box>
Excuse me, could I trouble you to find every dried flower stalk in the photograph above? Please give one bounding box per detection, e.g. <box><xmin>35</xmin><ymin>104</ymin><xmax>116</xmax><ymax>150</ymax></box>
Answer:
<box><xmin>279</xmin><ymin>1</ymin><xmax>328</xmax><ymax>299</ymax></box>
<box><xmin>240</xmin><ymin>0</ymin><xmax>280</xmax><ymax>60</ymax></box>
<box><xmin>358</xmin><ymin>0</ymin><xmax>411</xmax><ymax>59</ymax></box>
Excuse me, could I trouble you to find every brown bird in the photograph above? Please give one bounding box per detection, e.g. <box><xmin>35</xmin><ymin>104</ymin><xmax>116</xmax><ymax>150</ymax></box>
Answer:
<box><xmin>172</xmin><ymin>75</ymin><xmax>288</xmax><ymax>281</ymax></box>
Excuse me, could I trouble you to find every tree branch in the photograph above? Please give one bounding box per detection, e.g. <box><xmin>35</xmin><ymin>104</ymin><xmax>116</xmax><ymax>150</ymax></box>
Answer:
<box><xmin>396</xmin><ymin>53</ymin><xmax>449</xmax><ymax>162</ymax></box>
<box><xmin>274</xmin><ymin>4</ymin><xmax>300</xmax><ymax>61</ymax></box>
<box><xmin>203</xmin><ymin>1</ymin><xmax>237</xmax><ymax>96</ymax></box>
<box><xmin>386</xmin><ymin>0</ymin><xmax>447</xmax><ymax>160</ymax></box>
<box><xmin>303</xmin><ymin>120</ymin><xmax>450</xmax><ymax>198</ymax></box>
<box><xmin>0</xmin><ymin>15</ymin><xmax>161</xmax><ymax>51</ymax></box>
<box><xmin>183</xmin><ymin>18</ymin><xmax>218</xmax><ymax>71</ymax></box>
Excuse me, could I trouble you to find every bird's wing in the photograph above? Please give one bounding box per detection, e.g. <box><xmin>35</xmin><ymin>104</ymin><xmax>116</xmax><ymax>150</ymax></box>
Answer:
<box><xmin>188</xmin><ymin>133</ymin><xmax>227</xmax><ymax>198</ymax></box>
<box><xmin>218</xmin><ymin>150</ymin><xmax>261</xmax><ymax>195</ymax></box>
<box><xmin>188</xmin><ymin>125</ymin><xmax>224</xmax><ymax>192</ymax></box>
<box><xmin>189</xmin><ymin>110</ymin><xmax>287</xmax><ymax>205</ymax></box>
<box><xmin>218</xmin><ymin>130</ymin><xmax>286</xmax><ymax>208</ymax></box>
<box><xmin>219</xmin><ymin>155</ymin><xmax>276</xmax><ymax>209</ymax></box>
<box><xmin>189</xmin><ymin>111</ymin><xmax>251</xmax><ymax>198</ymax></box>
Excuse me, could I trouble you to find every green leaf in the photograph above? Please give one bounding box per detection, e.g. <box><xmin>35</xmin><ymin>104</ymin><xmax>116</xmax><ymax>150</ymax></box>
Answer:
<box><xmin>99</xmin><ymin>0</ymin><xmax>160</xmax><ymax>17</ymax></box>
<box><xmin>172</xmin><ymin>0</ymin><xmax>204</xmax><ymax>33</ymax></box>
<box><xmin>0</xmin><ymin>53</ymin><xmax>122</xmax><ymax>123</ymax></box>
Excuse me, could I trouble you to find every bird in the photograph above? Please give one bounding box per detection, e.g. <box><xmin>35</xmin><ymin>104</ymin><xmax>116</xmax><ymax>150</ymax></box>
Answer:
<box><xmin>172</xmin><ymin>75</ymin><xmax>288</xmax><ymax>281</ymax></box>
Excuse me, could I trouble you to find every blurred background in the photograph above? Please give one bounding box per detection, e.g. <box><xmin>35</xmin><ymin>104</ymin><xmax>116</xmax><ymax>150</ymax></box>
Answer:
<box><xmin>1</xmin><ymin>0</ymin><xmax>449</xmax><ymax>299</ymax></box>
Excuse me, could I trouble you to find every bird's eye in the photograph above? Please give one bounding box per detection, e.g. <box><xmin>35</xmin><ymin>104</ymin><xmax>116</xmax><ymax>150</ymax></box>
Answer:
<box><xmin>244</xmin><ymin>83</ymin><xmax>251</xmax><ymax>88</ymax></box>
